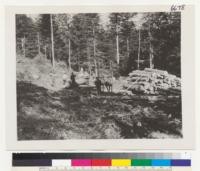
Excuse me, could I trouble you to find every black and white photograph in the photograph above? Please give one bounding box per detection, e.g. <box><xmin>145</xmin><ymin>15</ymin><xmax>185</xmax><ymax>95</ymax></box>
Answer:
<box><xmin>16</xmin><ymin>11</ymin><xmax>183</xmax><ymax>140</ymax></box>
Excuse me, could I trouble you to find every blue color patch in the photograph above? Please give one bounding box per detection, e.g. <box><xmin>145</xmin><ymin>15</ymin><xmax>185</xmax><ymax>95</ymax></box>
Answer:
<box><xmin>171</xmin><ymin>160</ymin><xmax>191</xmax><ymax>166</ymax></box>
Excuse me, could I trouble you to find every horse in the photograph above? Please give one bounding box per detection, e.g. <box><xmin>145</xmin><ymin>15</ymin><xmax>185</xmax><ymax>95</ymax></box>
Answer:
<box><xmin>101</xmin><ymin>77</ymin><xmax>113</xmax><ymax>93</ymax></box>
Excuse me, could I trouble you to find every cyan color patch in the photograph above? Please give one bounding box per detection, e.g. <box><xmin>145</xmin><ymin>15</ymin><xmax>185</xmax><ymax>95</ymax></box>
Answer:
<box><xmin>152</xmin><ymin>160</ymin><xmax>171</xmax><ymax>166</ymax></box>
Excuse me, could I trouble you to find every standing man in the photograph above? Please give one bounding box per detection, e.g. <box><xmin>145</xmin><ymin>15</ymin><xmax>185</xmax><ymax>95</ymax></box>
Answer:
<box><xmin>49</xmin><ymin>71</ymin><xmax>55</xmax><ymax>87</ymax></box>
<box><xmin>95</xmin><ymin>77</ymin><xmax>102</xmax><ymax>95</ymax></box>
<box><xmin>70</xmin><ymin>72</ymin><xmax>78</xmax><ymax>88</ymax></box>
<box><xmin>62</xmin><ymin>72</ymin><xmax>68</xmax><ymax>85</ymax></box>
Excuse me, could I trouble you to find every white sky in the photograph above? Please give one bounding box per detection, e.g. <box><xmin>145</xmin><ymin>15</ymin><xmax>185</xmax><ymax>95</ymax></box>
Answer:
<box><xmin>27</xmin><ymin>14</ymin><xmax>40</xmax><ymax>21</ymax></box>
<box><xmin>99</xmin><ymin>13</ymin><xmax>146</xmax><ymax>29</ymax></box>
<box><xmin>27</xmin><ymin>13</ymin><xmax>145</xmax><ymax>29</ymax></box>
<box><xmin>130</xmin><ymin>13</ymin><xmax>146</xmax><ymax>29</ymax></box>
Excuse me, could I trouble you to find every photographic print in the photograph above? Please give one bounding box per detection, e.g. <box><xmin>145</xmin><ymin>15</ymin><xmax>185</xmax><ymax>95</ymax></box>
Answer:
<box><xmin>16</xmin><ymin>11</ymin><xmax>182</xmax><ymax>140</ymax></box>
<box><xmin>6</xmin><ymin>5</ymin><xmax>195</xmax><ymax>150</ymax></box>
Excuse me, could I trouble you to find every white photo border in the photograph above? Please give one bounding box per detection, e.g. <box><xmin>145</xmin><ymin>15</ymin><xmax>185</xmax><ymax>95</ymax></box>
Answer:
<box><xmin>6</xmin><ymin>5</ymin><xmax>195</xmax><ymax>150</ymax></box>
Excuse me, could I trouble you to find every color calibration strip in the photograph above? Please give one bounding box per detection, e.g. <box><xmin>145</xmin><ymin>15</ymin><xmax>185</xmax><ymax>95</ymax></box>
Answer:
<box><xmin>13</xmin><ymin>159</ymin><xmax>191</xmax><ymax>167</ymax></box>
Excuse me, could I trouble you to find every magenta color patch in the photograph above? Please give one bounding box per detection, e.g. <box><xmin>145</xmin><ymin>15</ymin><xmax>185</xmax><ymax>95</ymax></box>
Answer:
<box><xmin>71</xmin><ymin>159</ymin><xmax>91</xmax><ymax>166</ymax></box>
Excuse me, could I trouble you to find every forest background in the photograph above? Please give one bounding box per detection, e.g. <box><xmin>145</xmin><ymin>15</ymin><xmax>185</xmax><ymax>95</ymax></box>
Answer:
<box><xmin>16</xmin><ymin>12</ymin><xmax>181</xmax><ymax>79</ymax></box>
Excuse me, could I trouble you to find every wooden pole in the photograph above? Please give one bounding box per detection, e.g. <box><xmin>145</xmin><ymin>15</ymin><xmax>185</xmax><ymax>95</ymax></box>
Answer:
<box><xmin>50</xmin><ymin>14</ymin><xmax>55</xmax><ymax>68</ymax></box>
<box><xmin>137</xmin><ymin>29</ymin><xmax>141</xmax><ymax>70</ymax></box>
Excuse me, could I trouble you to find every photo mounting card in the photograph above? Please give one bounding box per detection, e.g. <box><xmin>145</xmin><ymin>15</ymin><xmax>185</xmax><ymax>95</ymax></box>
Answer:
<box><xmin>5</xmin><ymin>5</ymin><xmax>195</xmax><ymax>150</ymax></box>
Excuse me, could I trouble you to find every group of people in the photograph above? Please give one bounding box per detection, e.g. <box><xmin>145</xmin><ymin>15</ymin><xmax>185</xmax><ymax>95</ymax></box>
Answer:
<box><xmin>65</xmin><ymin>72</ymin><xmax>112</xmax><ymax>95</ymax></box>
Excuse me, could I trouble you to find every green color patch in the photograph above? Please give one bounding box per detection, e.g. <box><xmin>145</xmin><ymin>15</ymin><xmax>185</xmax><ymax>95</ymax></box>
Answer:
<box><xmin>131</xmin><ymin>159</ymin><xmax>152</xmax><ymax>166</ymax></box>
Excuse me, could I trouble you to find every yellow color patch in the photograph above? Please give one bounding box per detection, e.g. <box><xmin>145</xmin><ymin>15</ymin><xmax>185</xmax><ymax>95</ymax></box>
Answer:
<box><xmin>112</xmin><ymin>159</ymin><xmax>131</xmax><ymax>166</ymax></box>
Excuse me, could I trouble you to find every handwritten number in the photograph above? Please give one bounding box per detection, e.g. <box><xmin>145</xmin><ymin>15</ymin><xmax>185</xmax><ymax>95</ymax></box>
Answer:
<box><xmin>171</xmin><ymin>5</ymin><xmax>185</xmax><ymax>12</ymax></box>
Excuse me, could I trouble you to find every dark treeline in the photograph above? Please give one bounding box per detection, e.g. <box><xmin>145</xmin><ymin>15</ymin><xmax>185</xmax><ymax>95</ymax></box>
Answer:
<box><xmin>16</xmin><ymin>12</ymin><xmax>181</xmax><ymax>77</ymax></box>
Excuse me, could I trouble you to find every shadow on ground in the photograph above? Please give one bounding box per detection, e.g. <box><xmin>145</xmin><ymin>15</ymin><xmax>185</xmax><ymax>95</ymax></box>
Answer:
<box><xmin>17</xmin><ymin>81</ymin><xmax>182</xmax><ymax>140</ymax></box>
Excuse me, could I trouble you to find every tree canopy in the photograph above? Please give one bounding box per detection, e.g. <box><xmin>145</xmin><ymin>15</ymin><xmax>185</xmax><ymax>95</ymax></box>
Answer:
<box><xmin>16</xmin><ymin>12</ymin><xmax>181</xmax><ymax>77</ymax></box>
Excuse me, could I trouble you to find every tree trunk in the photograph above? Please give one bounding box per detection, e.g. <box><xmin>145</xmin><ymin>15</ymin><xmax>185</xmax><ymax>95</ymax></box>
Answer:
<box><xmin>149</xmin><ymin>43</ymin><xmax>154</xmax><ymax>69</ymax></box>
<box><xmin>21</xmin><ymin>38</ymin><xmax>23</xmax><ymax>55</ymax></box>
<box><xmin>93</xmin><ymin>23</ymin><xmax>99</xmax><ymax>77</ymax></box>
<box><xmin>110</xmin><ymin>60</ymin><xmax>113</xmax><ymax>79</ymax></box>
<box><xmin>76</xmin><ymin>55</ymin><xmax>79</xmax><ymax>71</ymax></box>
<box><xmin>94</xmin><ymin>59</ymin><xmax>98</xmax><ymax>77</ymax></box>
<box><xmin>37</xmin><ymin>32</ymin><xmax>41</xmax><ymax>55</ymax></box>
<box><xmin>148</xmin><ymin>24</ymin><xmax>154</xmax><ymax>69</ymax></box>
<box><xmin>116</xmin><ymin>26</ymin><xmax>120</xmax><ymax>64</ymax></box>
<box><xmin>87</xmin><ymin>44</ymin><xmax>91</xmax><ymax>77</ymax></box>
<box><xmin>68</xmin><ymin>38</ymin><xmax>71</xmax><ymax>71</ymax></box>
<box><xmin>50</xmin><ymin>14</ymin><xmax>55</xmax><ymax>68</ymax></box>
<box><xmin>44</xmin><ymin>45</ymin><xmax>47</xmax><ymax>59</ymax></box>
<box><xmin>137</xmin><ymin>29</ymin><xmax>141</xmax><ymax>70</ymax></box>
<box><xmin>127</xmin><ymin>38</ymin><xmax>130</xmax><ymax>58</ymax></box>
<box><xmin>150</xmin><ymin>47</ymin><xmax>154</xmax><ymax>69</ymax></box>
<box><xmin>22</xmin><ymin>36</ymin><xmax>26</xmax><ymax>57</ymax></box>
<box><xmin>97</xmin><ymin>60</ymin><xmax>100</xmax><ymax>78</ymax></box>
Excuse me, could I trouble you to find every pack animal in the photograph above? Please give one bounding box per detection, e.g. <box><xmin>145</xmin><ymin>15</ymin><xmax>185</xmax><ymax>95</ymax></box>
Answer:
<box><xmin>101</xmin><ymin>78</ymin><xmax>113</xmax><ymax>93</ymax></box>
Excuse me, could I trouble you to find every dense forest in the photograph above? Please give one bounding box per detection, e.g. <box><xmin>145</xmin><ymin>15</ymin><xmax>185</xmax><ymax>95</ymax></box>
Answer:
<box><xmin>16</xmin><ymin>12</ymin><xmax>181</xmax><ymax>77</ymax></box>
<box><xmin>16</xmin><ymin>12</ymin><xmax>182</xmax><ymax>140</ymax></box>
